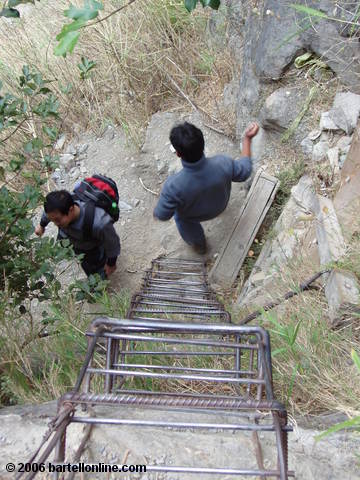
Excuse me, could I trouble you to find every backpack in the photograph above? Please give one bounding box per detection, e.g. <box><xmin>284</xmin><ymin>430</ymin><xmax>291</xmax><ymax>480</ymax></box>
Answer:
<box><xmin>73</xmin><ymin>174</ymin><xmax>120</xmax><ymax>239</ymax></box>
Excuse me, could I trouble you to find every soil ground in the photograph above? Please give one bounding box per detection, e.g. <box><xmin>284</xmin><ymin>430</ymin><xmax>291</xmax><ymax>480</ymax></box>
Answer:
<box><xmin>54</xmin><ymin>110</ymin><xmax>248</xmax><ymax>293</ymax></box>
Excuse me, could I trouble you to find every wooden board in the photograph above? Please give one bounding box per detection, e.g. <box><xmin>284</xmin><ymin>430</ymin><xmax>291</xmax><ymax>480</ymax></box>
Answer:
<box><xmin>210</xmin><ymin>169</ymin><xmax>280</xmax><ymax>287</ymax></box>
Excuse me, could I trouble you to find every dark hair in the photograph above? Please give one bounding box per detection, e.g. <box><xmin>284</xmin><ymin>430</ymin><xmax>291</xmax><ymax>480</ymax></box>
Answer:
<box><xmin>169</xmin><ymin>122</ymin><xmax>204</xmax><ymax>163</ymax></box>
<box><xmin>44</xmin><ymin>190</ymin><xmax>74</xmax><ymax>215</ymax></box>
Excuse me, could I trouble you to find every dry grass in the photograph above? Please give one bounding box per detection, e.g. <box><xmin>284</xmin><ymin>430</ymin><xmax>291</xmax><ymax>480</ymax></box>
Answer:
<box><xmin>233</xmin><ymin>232</ymin><xmax>360</xmax><ymax>417</ymax></box>
<box><xmin>0</xmin><ymin>0</ymin><xmax>232</xmax><ymax>147</ymax></box>
<box><xmin>0</xmin><ymin>288</ymin><xmax>130</xmax><ymax>405</ymax></box>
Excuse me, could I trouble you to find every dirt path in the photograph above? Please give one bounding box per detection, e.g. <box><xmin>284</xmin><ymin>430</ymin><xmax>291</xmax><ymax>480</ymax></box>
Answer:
<box><xmin>54</xmin><ymin>111</ymin><xmax>248</xmax><ymax>293</ymax></box>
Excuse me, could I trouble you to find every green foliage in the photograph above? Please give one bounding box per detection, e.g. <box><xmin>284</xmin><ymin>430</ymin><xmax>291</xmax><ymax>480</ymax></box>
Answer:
<box><xmin>0</xmin><ymin>66</ymin><xmax>84</xmax><ymax>405</ymax></box>
<box><xmin>0</xmin><ymin>0</ymin><xmax>39</xmax><ymax>18</ymax></box>
<box><xmin>64</xmin><ymin>0</ymin><xmax>103</xmax><ymax>21</ymax></box>
<box><xmin>185</xmin><ymin>0</ymin><xmax>220</xmax><ymax>12</ymax></box>
<box><xmin>78</xmin><ymin>56</ymin><xmax>97</xmax><ymax>80</ymax></box>
<box><xmin>55</xmin><ymin>1</ymin><xmax>103</xmax><ymax>57</ymax></box>
<box><xmin>281</xmin><ymin>85</ymin><xmax>318</xmax><ymax>143</ymax></box>
<box><xmin>290</xmin><ymin>3</ymin><xmax>360</xmax><ymax>30</ymax></box>
<box><xmin>316</xmin><ymin>349</ymin><xmax>360</xmax><ymax>440</ymax></box>
<box><xmin>264</xmin><ymin>311</ymin><xmax>303</xmax><ymax>403</ymax></box>
<box><xmin>69</xmin><ymin>274</ymin><xmax>108</xmax><ymax>303</ymax></box>
<box><xmin>290</xmin><ymin>4</ymin><xmax>328</xmax><ymax>19</ymax></box>
<box><xmin>0</xmin><ymin>8</ymin><xmax>20</xmax><ymax>17</ymax></box>
<box><xmin>0</xmin><ymin>66</ymin><xmax>78</xmax><ymax>304</ymax></box>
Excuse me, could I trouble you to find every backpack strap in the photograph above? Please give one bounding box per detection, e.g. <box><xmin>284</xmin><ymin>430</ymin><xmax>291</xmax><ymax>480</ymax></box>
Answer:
<box><xmin>83</xmin><ymin>201</ymin><xmax>95</xmax><ymax>239</ymax></box>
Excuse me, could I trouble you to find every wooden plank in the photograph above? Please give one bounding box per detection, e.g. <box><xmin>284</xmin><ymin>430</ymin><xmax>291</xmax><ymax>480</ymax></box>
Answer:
<box><xmin>210</xmin><ymin>170</ymin><xmax>280</xmax><ymax>287</ymax></box>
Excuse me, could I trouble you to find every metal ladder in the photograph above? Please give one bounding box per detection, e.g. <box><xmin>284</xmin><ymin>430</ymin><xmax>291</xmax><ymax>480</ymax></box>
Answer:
<box><xmin>19</xmin><ymin>257</ymin><xmax>293</xmax><ymax>479</ymax></box>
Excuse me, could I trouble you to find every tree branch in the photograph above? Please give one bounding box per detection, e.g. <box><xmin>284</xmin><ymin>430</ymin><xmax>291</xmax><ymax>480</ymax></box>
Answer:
<box><xmin>81</xmin><ymin>0</ymin><xmax>138</xmax><ymax>29</ymax></box>
<box><xmin>0</xmin><ymin>117</ymin><xmax>28</xmax><ymax>144</ymax></box>
<box><xmin>239</xmin><ymin>270</ymin><xmax>330</xmax><ymax>325</ymax></box>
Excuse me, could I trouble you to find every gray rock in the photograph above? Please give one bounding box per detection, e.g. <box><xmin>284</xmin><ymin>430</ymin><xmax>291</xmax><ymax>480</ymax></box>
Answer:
<box><xmin>133</xmin><ymin>199</ymin><xmax>140</xmax><ymax>207</ymax></box>
<box><xmin>329</xmin><ymin>92</ymin><xmax>360</xmax><ymax>135</ymax></box>
<box><xmin>2</xmin><ymin>399</ymin><xmax>359</xmax><ymax>480</ymax></box>
<box><xmin>160</xmin><ymin>233</ymin><xmax>175</xmax><ymax>250</ymax></box>
<box><xmin>51</xmin><ymin>169</ymin><xmax>62</xmax><ymax>182</ymax></box>
<box><xmin>76</xmin><ymin>143</ymin><xmax>89</xmax><ymax>155</ymax></box>
<box><xmin>312</xmin><ymin>141</ymin><xmax>330</xmax><ymax>161</ymax></box>
<box><xmin>65</xmin><ymin>145</ymin><xmax>77</xmax><ymax>155</ymax></box>
<box><xmin>325</xmin><ymin>270</ymin><xmax>360</xmax><ymax>327</ymax></box>
<box><xmin>339</xmin><ymin>152</ymin><xmax>348</xmax><ymax>170</ymax></box>
<box><xmin>103</xmin><ymin>125</ymin><xmax>115</xmax><ymax>141</ymax></box>
<box><xmin>253</xmin><ymin>1</ymin><xmax>303</xmax><ymax>80</ymax></box>
<box><xmin>69</xmin><ymin>167</ymin><xmax>80</xmax><ymax>178</ymax></box>
<box><xmin>157</xmin><ymin>159</ymin><xmax>168</xmax><ymax>174</ymax></box>
<box><xmin>118</xmin><ymin>201</ymin><xmax>132</xmax><ymax>212</ymax></box>
<box><xmin>141</xmin><ymin>112</ymin><xmax>182</xmax><ymax>176</ymax></box>
<box><xmin>300</xmin><ymin>137</ymin><xmax>313</xmax><ymax>157</ymax></box>
<box><xmin>336</xmin><ymin>135</ymin><xmax>352</xmax><ymax>152</ymax></box>
<box><xmin>319</xmin><ymin>112</ymin><xmax>339</xmax><ymax>132</ymax></box>
<box><xmin>260</xmin><ymin>87</ymin><xmax>308</xmax><ymax>133</ymax></box>
<box><xmin>314</xmin><ymin>195</ymin><xmax>346</xmax><ymax>266</ymax></box>
<box><xmin>54</xmin><ymin>134</ymin><xmax>66</xmax><ymax>151</ymax></box>
<box><xmin>237</xmin><ymin>175</ymin><xmax>318</xmax><ymax>307</ymax></box>
<box><xmin>59</xmin><ymin>153</ymin><xmax>75</xmax><ymax>170</ymax></box>
<box><xmin>319</xmin><ymin>131</ymin><xmax>330</xmax><ymax>142</ymax></box>
<box><xmin>222</xmin><ymin>79</ymin><xmax>239</xmax><ymax>114</ymax></box>
<box><xmin>308</xmin><ymin>130</ymin><xmax>321</xmax><ymax>141</ymax></box>
<box><xmin>228</xmin><ymin>0</ymin><xmax>360</xmax><ymax>141</ymax></box>
<box><xmin>326</xmin><ymin>147</ymin><xmax>339</xmax><ymax>173</ymax></box>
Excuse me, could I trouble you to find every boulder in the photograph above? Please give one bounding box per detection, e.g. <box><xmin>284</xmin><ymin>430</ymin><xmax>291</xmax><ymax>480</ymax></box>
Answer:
<box><xmin>325</xmin><ymin>269</ymin><xmax>360</xmax><ymax>327</ymax></box>
<box><xmin>336</xmin><ymin>135</ymin><xmax>352</xmax><ymax>152</ymax></box>
<box><xmin>253</xmin><ymin>1</ymin><xmax>303</xmax><ymax>80</ymax></box>
<box><xmin>226</xmin><ymin>0</ymin><xmax>360</xmax><ymax>139</ymax></box>
<box><xmin>312</xmin><ymin>141</ymin><xmax>330</xmax><ymax>162</ymax></box>
<box><xmin>314</xmin><ymin>195</ymin><xmax>346</xmax><ymax>265</ymax></box>
<box><xmin>329</xmin><ymin>92</ymin><xmax>360</xmax><ymax>135</ymax></box>
<box><xmin>319</xmin><ymin>112</ymin><xmax>339</xmax><ymax>132</ymax></box>
<box><xmin>260</xmin><ymin>87</ymin><xmax>308</xmax><ymax>133</ymax></box>
<box><xmin>300</xmin><ymin>136</ymin><xmax>313</xmax><ymax>157</ymax></box>
<box><xmin>237</xmin><ymin>175</ymin><xmax>319</xmax><ymax>307</ymax></box>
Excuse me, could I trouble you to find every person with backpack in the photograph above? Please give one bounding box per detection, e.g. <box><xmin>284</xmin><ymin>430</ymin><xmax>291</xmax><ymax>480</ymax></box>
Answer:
<box><xmin>35</xmin><ymin>186</ymin><xmax>120</xmax><ymax>279</ymax></box>
<box><xmin>153</xmin><ymin>121</ymin><xmax>259</xmax><ymax>254</ymax></box>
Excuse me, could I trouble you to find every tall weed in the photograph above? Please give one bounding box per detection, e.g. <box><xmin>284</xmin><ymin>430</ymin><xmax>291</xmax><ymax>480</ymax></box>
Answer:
<box><xmin>0</xmin><ymin>287</ymin><xmax>130</xmax><ymax>405</ymax></box>
<box><xmin>0</xmin><ymin>0</ymin><xmax>231</xmax><ymax>145</ymax></box>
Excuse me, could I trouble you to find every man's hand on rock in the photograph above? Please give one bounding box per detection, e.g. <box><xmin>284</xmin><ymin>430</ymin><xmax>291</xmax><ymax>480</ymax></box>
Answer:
<box><xmin>244</xmin><ymin>122</ymin><xmax>259</xmax><ymax>139</ymax></box>
<box><xmin>35</xmin><ymin>225</ymin><xmax>45</xmax><ymax>237</ymax></box>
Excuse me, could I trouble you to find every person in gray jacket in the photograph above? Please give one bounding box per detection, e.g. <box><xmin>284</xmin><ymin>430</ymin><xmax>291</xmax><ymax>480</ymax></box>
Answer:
<box><xmin>153</xmin><ymin>121</ymin><xmax>259</xmax><ymax>254</ymax></box>
<box><xmin>35</xmin><ymin>190</ymin><xmax>120</xmax><ymax>278</ymax></box>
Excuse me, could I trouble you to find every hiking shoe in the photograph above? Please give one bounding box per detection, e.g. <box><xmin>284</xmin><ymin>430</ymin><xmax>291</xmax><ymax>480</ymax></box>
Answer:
<box><xmin>192</xmin><ymin>240</ymin><xmax>207</xmax><ymax>255</ymax></box>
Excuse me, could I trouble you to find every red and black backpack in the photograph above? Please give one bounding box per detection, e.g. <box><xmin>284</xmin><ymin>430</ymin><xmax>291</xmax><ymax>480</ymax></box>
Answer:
<box><xmin>73</xmin><ymin>174</ymin><xmax>120</xmax><ymax>238</ymax></box>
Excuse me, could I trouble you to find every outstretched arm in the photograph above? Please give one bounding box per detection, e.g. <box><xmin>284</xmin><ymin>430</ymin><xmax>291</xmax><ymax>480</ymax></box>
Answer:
<box><xmin>241</xmin><ymin>122</ymin><xmax>259</xmax><ymax>157</ymax></box>
<box><xmin>232</xmin><ymin>122</ymin><xmax>259</xmax><ymax>182</ymax></box>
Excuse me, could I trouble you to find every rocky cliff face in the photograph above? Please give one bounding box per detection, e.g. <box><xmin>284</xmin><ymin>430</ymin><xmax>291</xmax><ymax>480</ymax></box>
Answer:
<box><xmin>225</xmin><ymin>0</ymin><xmax>360</xmax><ymax>137</ymax></box>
